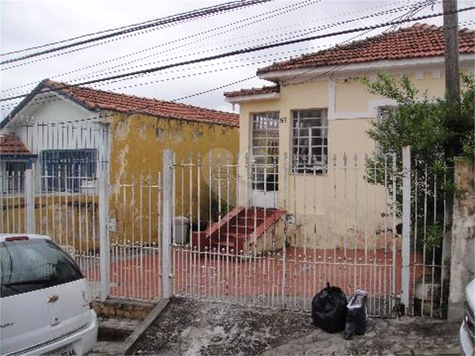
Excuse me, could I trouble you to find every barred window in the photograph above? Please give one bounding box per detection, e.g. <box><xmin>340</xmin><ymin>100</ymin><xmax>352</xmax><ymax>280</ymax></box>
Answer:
<box><xmin>4</xmin><ymin>161</ymin><xmax>26</xmax><ymax>194</ymax></box>
<box><xmin>41</xmin><ymin>149</ymin><xmax>97</xmax><ymax>192</ymax></box>
<box><xmin>292</xmin><ymin>109</ymin><xmax>328</xmax><ymax>174</ymax></box>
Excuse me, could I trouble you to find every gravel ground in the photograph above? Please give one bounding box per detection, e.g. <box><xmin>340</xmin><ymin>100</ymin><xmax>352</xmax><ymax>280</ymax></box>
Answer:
<box><xmin>130</xmin><ymin>297</ymin><xmax>314</xmax><ymax>355</ymax></box>
<box><xmin>129</xmin><ymin>297</ymin><xmax>461</xmax><ymax>356</ymax></box>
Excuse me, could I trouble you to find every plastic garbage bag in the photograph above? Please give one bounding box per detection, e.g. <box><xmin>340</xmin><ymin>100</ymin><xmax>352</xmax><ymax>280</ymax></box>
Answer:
<box><xmin>344</xmin><ymin>290</ymin><xmax>369</xmax><ymax>340</ymax></box>
<box><xmin>311</xmin><ymin>283</ymin><xmax>348</xmax><ymax>333</ymax></box>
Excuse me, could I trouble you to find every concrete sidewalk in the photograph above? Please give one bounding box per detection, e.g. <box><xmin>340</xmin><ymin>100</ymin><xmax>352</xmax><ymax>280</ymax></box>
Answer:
<box><xmin>128</xmin><ymin>297</ymin><xmax>461</xmax><ymax>356</ymax></box>
<box><xmin>263</xmin><ymin>317</ymin><xmax>461</xmax><ymax>356</ymax></box>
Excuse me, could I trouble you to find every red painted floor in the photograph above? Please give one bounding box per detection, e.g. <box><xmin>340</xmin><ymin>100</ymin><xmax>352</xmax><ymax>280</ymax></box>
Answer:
<box><xmin>81</xmin><ymin>246</ymin><xmax>431</xmax><ymax>315</ymax></box>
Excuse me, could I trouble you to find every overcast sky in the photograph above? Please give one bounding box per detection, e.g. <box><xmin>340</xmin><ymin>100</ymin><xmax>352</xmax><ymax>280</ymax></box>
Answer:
<box><xmin>1</xmin><ymin>0</ymin><xmax>474</xmax><ymax>118</ymax></box>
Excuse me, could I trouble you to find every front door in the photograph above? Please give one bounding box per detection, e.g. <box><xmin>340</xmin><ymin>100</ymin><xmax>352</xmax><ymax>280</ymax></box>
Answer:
<box><xmin>251</xmin><ymin>112</ymin><xmax>279</xmax><ymax>208</ymax></box>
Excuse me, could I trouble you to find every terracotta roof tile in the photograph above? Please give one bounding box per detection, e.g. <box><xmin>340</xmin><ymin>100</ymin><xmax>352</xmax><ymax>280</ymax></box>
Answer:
<box><xmin>43</xmin><ymin>80</ymin><xmax>239</xmax><ymax>127</ymax></box>
<box><xmin>224</xmin><ymin>85</ymin><xmax>280</xmax><ymax>98</ymax></box>
<box><xmin>0</xmin><ymin>133</ymin><xmax>32</xmax><ymax>156</ymax></box>
<box><xmin>258</xmin><ymin>23</ymin><xmax>475</xmax><ymax>74</ymax></box>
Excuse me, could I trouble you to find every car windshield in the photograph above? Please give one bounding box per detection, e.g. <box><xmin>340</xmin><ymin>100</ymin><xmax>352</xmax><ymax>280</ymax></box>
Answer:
<box><xmin>0</xmin><ymin>239</ymin><xmax>83</xmax><ymax>298</ymax></box>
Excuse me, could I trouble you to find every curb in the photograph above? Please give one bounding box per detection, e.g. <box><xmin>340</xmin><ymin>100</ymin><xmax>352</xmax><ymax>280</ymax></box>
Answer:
<box><xmin>395</xmin><ymin>347</ymin><xmax>460</xmax><ymax>355</ymax></box>
<box><xmin>121</xmin><ymin>299</ymin><xmax>169</xmax><ymax>355</ymax></box>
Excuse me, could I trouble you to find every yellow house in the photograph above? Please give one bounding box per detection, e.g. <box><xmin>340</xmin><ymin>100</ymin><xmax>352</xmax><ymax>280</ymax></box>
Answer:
<box><xmin>223</xmin><ymin>24</ymin><xmax>475</xmax><ymax>250</ymax></box>
<box><xmin>1</xmin><ymin>80</ymin><xmax>239</xmax><ymax>249</ymax></box>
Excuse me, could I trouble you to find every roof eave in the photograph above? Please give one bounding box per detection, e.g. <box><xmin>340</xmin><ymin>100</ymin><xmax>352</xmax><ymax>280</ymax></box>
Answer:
<box><xmin>257</xmin><ymin>54</ymin><xmax>475</xmax><ymax>82</ymax></box>
<box><xmin>0</xmin><ymin>81</ymin><xmax>49</xmax><ymax>130</ymax></box>
<box><xmin>0</xmin><ymin>81</ymin><xmax>99</xmax><ymax>130</ymax></box>
<box><xmin>225</xmin><ymin>92</ymin><xmax>280</xmax><ymax>104</ymax></box>
<box><xmin>0</xmin><ymin>154</ymin><xmax>38</xmax><ymax>160</ymax></box>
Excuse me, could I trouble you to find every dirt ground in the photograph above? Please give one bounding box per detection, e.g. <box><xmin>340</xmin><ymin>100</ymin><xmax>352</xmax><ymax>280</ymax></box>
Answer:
<box><xmin>129</xmin><ymin>297</ymin><xmax>461</xmax><ymax>356</ymax></box>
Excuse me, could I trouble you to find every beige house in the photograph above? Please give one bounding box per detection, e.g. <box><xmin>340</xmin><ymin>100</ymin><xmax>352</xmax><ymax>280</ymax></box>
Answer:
<box><xmin>224</xmin><ymin>23</ymin><xmax>475</xmax><ymax>249</ymax></box>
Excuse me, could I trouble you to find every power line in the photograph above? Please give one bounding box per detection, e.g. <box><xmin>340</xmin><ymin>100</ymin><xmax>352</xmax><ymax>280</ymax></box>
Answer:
<box><xmin>0</xmin><ymin>0</ymin><xmax>272</xmax><ymax>66</ymax></box>
<box><xmin>1</xmin><ymin>5</ymin><xmax>473</xmax><ymax>105</ymax></box>
<box><xmin>0</xmin><ymin>49</ymin><xmax>304</xmax><ymax>111</ymax></box>
<box><xmin>1</xmin><ymin>0</ymin><xmax>430</xmax><ymax>97</ymax></box>
<box><xmin>171</xmin><ymin>77</ymin><xmax>256</xmax><ymax>102</ymax></box>
<box><xmin>61</xmin><ymin>2</ymin><xmax>417</xmax><ymax>87</ymax></box>
<box><xmin>1</xmin><ymin>0</ymin><xmax>317</xmax><ymax>77</ymax></box>
<box><xmin>4</xmin><ymin>15</ymin><xmax>474</xmax><ymax>114</ymax></box>
<box><xmin>0</xmin><ymin>2</ymin><xmax>256</xmax><ymax>58</ymax></box>
<box><xmin>6</xmin><ymin>0</ymin><xmax>400</xmax><ymax>95</ymax></box>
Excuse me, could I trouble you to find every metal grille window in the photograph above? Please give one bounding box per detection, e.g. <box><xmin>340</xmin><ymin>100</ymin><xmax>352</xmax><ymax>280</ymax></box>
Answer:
<box><xmin>251</xmin><ymin>112</ymin><xmax>279</xmax><ymax>191</ymax></box>
<box><xmin>4</xmin><ymin>161</ymin><xmax>26</xmax><ymax>194</ymax></box>
<box><xmin>292</xmin><ymin>109</ymin><xmax>328</xmax><ymax>174</ymax></box>
<box><xmin>41</xmin><ymin>149</ymin><xmax>97</xmax><ymax>192</ymax></box>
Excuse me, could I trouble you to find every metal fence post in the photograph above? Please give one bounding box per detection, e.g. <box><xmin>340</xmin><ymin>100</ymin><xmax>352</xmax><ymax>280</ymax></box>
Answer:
<box><xmin>162</xmin><ymin>150</ymin><xmax>173</xmax><ymax>299</ymax></box>
<box><xmin>24</xmin><ymin>160</ymin><xmax>36</xmax><ymax>234</ymax></box>
<box><xmin>99</xmin><ymin>166</ymin><xmax>110</xmax><ymax>302</ymax></box>
<box><xmin>401</xmin><ymin>146</ymin><xmax>411</xmax><ymax>307</ymax></box>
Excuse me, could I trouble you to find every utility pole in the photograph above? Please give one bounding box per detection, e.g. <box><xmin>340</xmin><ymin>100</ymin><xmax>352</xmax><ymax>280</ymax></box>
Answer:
<box><xmin>443</xmin><ymin>0</ymin><xmax>460</xmax><ymax>321</ymax></box>
<box><xmin>443</xmin><ymin>0</ymin><xmax>460</xmax><ymax>112</ymax></box>
<box><xmin>442</xmin><ymin>0</ymin><xmax>460</xmax><ymax>212</ymax></box>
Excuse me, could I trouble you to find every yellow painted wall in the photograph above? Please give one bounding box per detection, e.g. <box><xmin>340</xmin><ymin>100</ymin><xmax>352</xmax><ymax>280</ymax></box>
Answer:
<box><xmin>1</xmin><ymin>196</ymin><xmax>99</xmax><ymax>253</ymax></box>
<box><xmin>108</xmin><ymin>113</ymin><xmax>239</xmax><ymax>243</ymax></box>
<box><xmin>334</xmin><ymin>71</ymin><xmax>448</xmax><ymax>113</ymax></box>
<box><xmin>236</xmin><ymin>69</ymin><xmax>452</xmax><ymax>249</ymax></box>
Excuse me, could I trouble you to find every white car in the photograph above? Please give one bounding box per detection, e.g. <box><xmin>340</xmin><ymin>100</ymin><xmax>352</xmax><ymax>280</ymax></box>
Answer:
<box><xmin>0</xmin><ymin>234</ymin><xmax>98</xmax><ymax>356</ymax></box>
<box><xmin>461</xmin><ymin>278</ymin><xmax>475</xmax><ymax>356</ymax></box>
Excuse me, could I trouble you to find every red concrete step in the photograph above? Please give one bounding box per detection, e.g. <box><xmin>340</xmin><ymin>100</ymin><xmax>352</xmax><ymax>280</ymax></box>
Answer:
<box><xmin>227</xmin><ymin>225</ymin><xmax>255</xmax><ymax>235</ymax></box>
<box><xmin>242</xmin><ymin>208</ymin><xmax>276</xmax><ymax>218</ymax></box>
<box><xmin>236</xmin><ymin>216</ymin><xmax>265</xmax><ymax>226</ymax></box>
<box><xmin>195</xmin><ymin>206</ymin><xmax>285</xmax><ymax>255</ymax></box>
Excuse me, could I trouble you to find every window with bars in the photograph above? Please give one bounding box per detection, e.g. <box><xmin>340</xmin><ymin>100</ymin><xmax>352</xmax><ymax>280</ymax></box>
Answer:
<box><xmin>41</xmin><ymin>149</ymin><xmax>97</xmax><ymax>192</ymax></box>
<box><xmin>291</xmin><ymin>109</ymin><xmax>328</xmax><ymax>174</ymax></box>
<box><xmin>4</xmin><ymin>161</ymin><xmax>26</xmax><ymax>194</ymax></box>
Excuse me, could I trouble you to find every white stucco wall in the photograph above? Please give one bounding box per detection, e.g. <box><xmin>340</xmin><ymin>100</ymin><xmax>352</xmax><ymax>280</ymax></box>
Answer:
<box><xmin>1</xmin><ymin>92</ymin><xmax>110</xmax><ymax>193</ymax></box>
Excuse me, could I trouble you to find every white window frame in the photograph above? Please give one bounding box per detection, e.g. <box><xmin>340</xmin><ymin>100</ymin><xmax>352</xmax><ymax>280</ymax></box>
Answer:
<box><xmin>291</xmin><ymin>109</ymin><xmax>328</xmax><ymax>174</ymax></box>
<box><xmin>40</xmin><ymin>149</ymin><xmax>97</xmax><ymax>193</ymax></box>
<box><xmin>251</xmin><ymin>112</ymin><xmax>279</xmax><ymax>191</ymax></box>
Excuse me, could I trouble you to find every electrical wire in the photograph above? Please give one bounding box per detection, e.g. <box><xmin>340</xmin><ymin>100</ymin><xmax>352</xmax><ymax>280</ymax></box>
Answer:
<box><xmin>171</xmin><ymin>76</ymin><xmax>256</xmax><ymax>102</ymax></box>
<box><xmin>0</xmin><ymin>0</ymin><xmax>272</xmax><ymax>65</ymax></box>
<box><xmin>2</xmin><ymin>4</ymin><xmax>473</xmax><ymax>119</ymax></box>
<box><xmin>0</xmin><ymin>1</ymin><xmax>269</xmax><ymax>58</ymax></box>
<box><xmin>0</xmin><ymin>0</ymin><xmax>429</xmax><ymax>97</ymax></box>
<box><xmin>62</xmin><ymin>2</ymin><xmax>420</xmax><ymax>87</ymax></box>
<box><xmin>1</xmin><ymin>5</ymin><xmax>473</xmax><ymax>105</ymax></box>
<box><xmin>3</xmin><ymin>14</ymin><xmax>473</xmax><ymax>115</ymax></box>
<box><xmin>1</xmin><ymin>0</ymin><xmax>319</xmax><ymax>82</ymax></box>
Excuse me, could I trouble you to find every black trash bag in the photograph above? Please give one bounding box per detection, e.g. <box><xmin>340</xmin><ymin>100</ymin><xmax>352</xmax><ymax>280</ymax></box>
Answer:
<box><xmin>344</xmin><ymin>290</ymin><xmax>369</xmax><ymax>340</ymax></box>
<box><xmin>311</xmin><ymin>283</ymin><xmax>348</xmax><ymax>333</ymax></box>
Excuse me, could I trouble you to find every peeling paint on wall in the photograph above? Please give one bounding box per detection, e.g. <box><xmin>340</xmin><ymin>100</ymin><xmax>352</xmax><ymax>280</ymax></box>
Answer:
<box><xmin>155</xmin><ymin>128</ymin><xmax>165</xmax><ymax>142</ymax></box>
<box><xmin>138</xmin><ymin>122</ymin><xmax>148</xmax><ymax>141</ymax></box>
<box><xmin>108</xmin><ymin>113</ymin><xmax>239</xmax><ymax>241</ymax></box>
<box><xmin>115</xmin><ymin>145</ymin><xmax>129</xmax><ymax>185</ymax></box>
<box><xmin>114</xmin><ymin>117</ymin><xmax>129</xmax><ymax>140</ymax></box>
<box><xmin>192</xmin><ymin>130</ymin><xmax>204</xmax><ymax>142</ymax></box>
<box><xmin>171</xmin><ymin>129</ymin><xmax>184</xmax><ymax>143</ymax></box>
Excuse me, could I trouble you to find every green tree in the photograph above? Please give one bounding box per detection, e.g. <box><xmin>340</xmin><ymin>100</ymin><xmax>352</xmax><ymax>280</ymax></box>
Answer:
<box><xmin>361</xmin><ymin>72</ymin><xmax>474</xmax><ymax>249</ymax></box>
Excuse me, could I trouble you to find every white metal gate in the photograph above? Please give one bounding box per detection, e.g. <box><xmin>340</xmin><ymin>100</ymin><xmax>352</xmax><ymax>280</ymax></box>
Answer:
<box><xmin>1</xmin><ymin>128</ymin><xmax>447</xmax><ymax>317</ymax></box>
<box><xmin>163</xmin><ymin>148</ymin><xmax>446</xmax><ymax>317</ymax></box>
